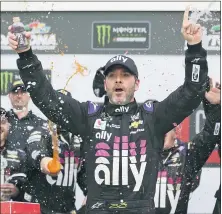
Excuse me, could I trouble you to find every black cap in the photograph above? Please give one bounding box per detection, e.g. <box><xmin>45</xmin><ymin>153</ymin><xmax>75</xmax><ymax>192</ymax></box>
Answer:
<box><xmin>93</xmin><ymin>67</ymin><xmax>106</xmax><ymax>98</ymax></box>
<box><xmin>104</xmin><ymin>55</ymin><xmax>138</xmax><ymax>78</ymax></box>
<box><xmin>10</xmin><ymin>79</ymin><xmax>26</xmax><ymax>93</ymax></box>
<box><xmin>57</xmin><ymin>89</ymin><xmax>72</xmax><ymax>98</ymax></box>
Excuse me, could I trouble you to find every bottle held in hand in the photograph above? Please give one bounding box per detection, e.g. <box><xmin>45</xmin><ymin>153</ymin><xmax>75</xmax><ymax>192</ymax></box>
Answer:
<box><xmin>11</xmin><ymin>17</ymin><xmax>29</xmax><ymax>51</ymax></box>
<box><xmin>47</xmin><ymin>121</ymin><xmax>61</xmax><ymax>174</ymax></box>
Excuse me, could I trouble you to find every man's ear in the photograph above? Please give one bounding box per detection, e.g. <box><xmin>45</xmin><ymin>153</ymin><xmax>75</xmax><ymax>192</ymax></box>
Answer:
<box><xmin>135</xmin><ymin>79</ymin><xmax>140</xmax><ymax>91</ymax></box>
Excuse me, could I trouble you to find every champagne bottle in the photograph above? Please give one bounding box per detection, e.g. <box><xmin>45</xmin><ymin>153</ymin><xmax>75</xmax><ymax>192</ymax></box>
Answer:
<box><xmin>11</xmin><ymin>17</ymin><xmax>29</xmax><ymax>51</ymax></box>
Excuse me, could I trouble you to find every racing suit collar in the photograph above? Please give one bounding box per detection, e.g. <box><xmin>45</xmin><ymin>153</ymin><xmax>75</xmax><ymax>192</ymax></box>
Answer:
<box><xmin>9</xmin><ymin>109</ymin><xmax>34</xmax><ymax>121</ymax></box>
<box><xmin>105</xmin><ymin>100</ymin><xmax>138</xmax><ymax>115</ymax></box>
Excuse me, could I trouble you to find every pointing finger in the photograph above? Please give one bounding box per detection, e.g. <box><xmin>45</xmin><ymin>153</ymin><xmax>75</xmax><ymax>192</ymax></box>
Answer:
<box><xmin>183</xmin><ymin>5</ymin><xmax>190</xmax><ymax>25</ymax></box>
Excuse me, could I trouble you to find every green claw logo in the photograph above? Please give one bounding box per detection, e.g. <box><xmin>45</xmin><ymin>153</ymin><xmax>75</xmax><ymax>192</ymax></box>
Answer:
<box><xmin>96</xmin><ymin>25</ymin><xmax>112</xmax><ymax>47</ymax></box>
<box><xmin>1</xmin><ymin>72</ymin><xmax>13</xmax><ymax>94</ymax></box>
<box><xmin>210</xmin><ymin>24</ymin><xmax>220</xmax><ymax>34</ymax></box>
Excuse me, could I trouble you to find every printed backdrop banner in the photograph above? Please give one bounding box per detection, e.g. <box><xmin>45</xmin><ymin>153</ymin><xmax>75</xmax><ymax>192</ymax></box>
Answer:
<box><xmin>0</xmin><ymin>69</ymin><xmax>51</xmax><ymax>95</ymax></box>
<box><xmin>1</xmin><ymin>11</ymin><xmax>220</xmax><ymax>55</ymax></box>
<box><xmin>92</xmin><ymin>21</ymin><xmax>151</xmax><ymax>50</ymax></box>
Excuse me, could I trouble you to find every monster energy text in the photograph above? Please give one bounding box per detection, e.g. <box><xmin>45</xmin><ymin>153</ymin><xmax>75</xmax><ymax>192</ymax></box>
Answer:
<box><xmin>1</xmin><ymin>72</ymin><xmax>13</xmax><ymax>95</ymax></box>
<box><xmin>96</xmin><ymin>25</ymin><xmax>111</xmax><ymax>47</ymax></box>
<box><xmin>112</xmin><ymin>27</ymin><xmax>147</xmax><ymax>34</ymax></box>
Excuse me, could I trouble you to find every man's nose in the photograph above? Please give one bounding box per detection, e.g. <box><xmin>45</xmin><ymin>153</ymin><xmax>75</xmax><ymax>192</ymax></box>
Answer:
<box><xmin>16</xmin><ymin>91</ymin><xmax>23</xmax><ymax>97</ymax></box>
<box><xmin>115</xmin><ymin>75</ymin><xmax>122</xmax><ymax>83</ymax></box>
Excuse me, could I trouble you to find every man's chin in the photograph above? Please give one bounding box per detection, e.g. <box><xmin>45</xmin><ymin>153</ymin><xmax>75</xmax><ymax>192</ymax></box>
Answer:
<box><xmin>13</xmin><ymin>105</ymin><xmax>25</xmax><ymax>111</ymax></box>
<box><xmin>112</xmin><ymin>97</ymin><xmax>127</xmax><ymax>105</ymax></box>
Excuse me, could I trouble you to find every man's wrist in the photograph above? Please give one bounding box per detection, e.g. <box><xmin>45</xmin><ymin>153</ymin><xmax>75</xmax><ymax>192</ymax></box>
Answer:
<box><xmin>187</xmin><ymin>42</ymin><xmax>202</xmax><ymax>52</ymax></box>
<box><xmin>18</xmin><ymin>47</ymin><xmax>33</xmax><ymax>59</ymax></box>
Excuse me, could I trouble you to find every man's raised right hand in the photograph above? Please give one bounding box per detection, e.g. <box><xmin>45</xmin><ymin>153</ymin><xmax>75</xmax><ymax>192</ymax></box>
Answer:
<box><xmin>8</xmin><ymin>25</ymin><xmax>31</xmax><ymax>53</ymax></box>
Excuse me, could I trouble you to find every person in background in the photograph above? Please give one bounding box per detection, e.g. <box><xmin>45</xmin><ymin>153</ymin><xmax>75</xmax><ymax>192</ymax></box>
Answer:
<box><xmin>6</xmin><ymin>78</ymin><xmax>46</xmax><ymax>150</ymax></box>
<box><xmin>155</xmin><ymin>78</ymin><xmax>220</xmax><ymax>214</ymax></box>
<box><xmin>175</xmin><ymin>77</ymin><xmax>221</xmax><ymax>214</ymax></box>
<box><xmin>22</xmin><ymin>89</ymin><xmax>87</xmax><ymax>214</ymax></box>
<box><xmin>203</xmin><ymin>78</ymin><xmax>221</xmax><ymax>214</ymax></box>
<box><xmin>0</xmin><ymin>107</ymin><xmax>27</xmax><ymax>202</ymax></box>
<box><xmin>155</xmin><ymin>128</ymin><xmax>202</xmax><ymax>214</ymax></box>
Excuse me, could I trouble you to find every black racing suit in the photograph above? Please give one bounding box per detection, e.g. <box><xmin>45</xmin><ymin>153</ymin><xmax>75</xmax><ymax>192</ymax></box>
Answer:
<box><xmin>200</xmin><ymin>79</ymin><xmax>221</xmax><ymax>214</ymax></box>
<box><xmin>175</xmin><ymin>95</ymin><xmax>221</xmax><ymax>214</ymax></box>
<box><xmin>0</xmin><ymin>142</ymin><xmax>27</xmax><ymax>201</ymax></box>
<box><xmin>155</xmin><ymin>97</ymin><xmax>221</xmax><ymax>214</ymax></box>
<box><xmin>6</xmin><ymin>109</ymin><xmax>47</xmax><ymax>150</ymax></box>
<box><xmin>16</xmin><ymin>42</ymin><xmax>208</xmax><ymax>213</ymax></box>
<box><xmin>23</xmin><ymin>126</ymin><xmax>87</xmax><ymax>214</ymax></box>
<box><xmin>155</xmin><ymin>139</ymin><xmax>202</xmax><ymax>214</ymax></box>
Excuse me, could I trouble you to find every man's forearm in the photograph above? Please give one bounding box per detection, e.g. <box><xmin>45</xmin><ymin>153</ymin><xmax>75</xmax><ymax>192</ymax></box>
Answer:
<box><xmin>16</xmin><ymin>48</ymin><xmax>87</xmax><ymax>135</ymax></box>
<box><xmin>17</xmin><ymin>48</ymin><xmax>61</xmax><ymax>120</ymax></box>
<box><xmin>155</xmin><ymin>42</ymin><xmax>208</xmax><ymax>135</ymax></box>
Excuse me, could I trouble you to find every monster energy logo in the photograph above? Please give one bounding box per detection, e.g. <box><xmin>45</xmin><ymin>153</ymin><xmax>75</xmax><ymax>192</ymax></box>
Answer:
<box><xmin>96</xmin><ymin>25</ymin><xmax>111</xmax><ymax>47</ymax></box>
<box><xmin>1</xmin><ymin>72</ymin><xmax>14</xmax><ymax>95</ymax></box>
<box><xmin>210</xmin><ymin>24</ymin><xmax>220</xmax><ymax>34</ymax></box>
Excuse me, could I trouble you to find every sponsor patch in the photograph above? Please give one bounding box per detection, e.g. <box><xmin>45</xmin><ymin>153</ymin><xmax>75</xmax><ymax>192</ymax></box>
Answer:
<box><xmin>214</xmin><ymin>123</ymin><xmax>220</xmax><ymax>135</ymax></box>
<box><xmin>191</xmin><ymin>64</ymin><xmax>200</xmax><ymax>82</ymax></box>
<box><xmin>94</xmin><ymin>119</ymin><xmax>107</xmax><ymax>130</ymax></box>
<box><xmin>143</xmin><ymin>101</ymin><xmax>154</xmax><ymax>112</ymax></box>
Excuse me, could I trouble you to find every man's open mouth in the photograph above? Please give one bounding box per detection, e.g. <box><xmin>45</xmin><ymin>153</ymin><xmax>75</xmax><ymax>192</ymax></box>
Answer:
<box><xmin>115</xmin><ymin>88</ymin><xmax>123</xmax><ymax>92</ymax></box>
